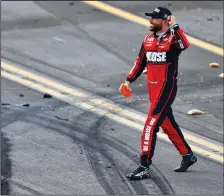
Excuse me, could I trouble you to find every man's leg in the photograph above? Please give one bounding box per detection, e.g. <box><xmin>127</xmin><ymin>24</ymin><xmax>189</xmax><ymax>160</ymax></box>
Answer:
<box><xmin>126</xmin><ymin>102</ymin><xmax>168</xmax><ymax>180</ymax></box>
<box><xmin>140</xmin><ymin>110</ymin><xmax>167</xmax><ymax>166</ymax></box>
<box><xmin>161</xmin><ymin>106</ymin><xmax>197</xmax><ymax>172</ymax></box>
<box><xmin>160</xmin><ymin>106</ymin><xmax>191</xmax><ymax>155</ymax></box>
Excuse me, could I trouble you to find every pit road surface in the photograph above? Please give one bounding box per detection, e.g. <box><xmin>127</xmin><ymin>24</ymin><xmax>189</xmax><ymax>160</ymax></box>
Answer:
<box><xmin>1</xmin><ymin>1</ymin><xmax>223</xmax><ymax>195</ymax></box>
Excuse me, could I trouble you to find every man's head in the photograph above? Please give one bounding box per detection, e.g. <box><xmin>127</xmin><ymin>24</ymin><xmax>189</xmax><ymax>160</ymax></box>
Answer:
<box><xmin>145</xmin><ymin>7</ymin><xmax>172</xmax><ymax>33</ymax></box>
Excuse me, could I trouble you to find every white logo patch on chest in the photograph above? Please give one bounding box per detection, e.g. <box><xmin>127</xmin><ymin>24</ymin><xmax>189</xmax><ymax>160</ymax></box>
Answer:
<box><xmin>148</xmin><ymin>37</ymin><xmax>154</xmax><ymax>42</ymax></box>
<box><xmin>146</xmin><ymin>52</ymin><xmax>166</xmax><ymax>63</ymax></box>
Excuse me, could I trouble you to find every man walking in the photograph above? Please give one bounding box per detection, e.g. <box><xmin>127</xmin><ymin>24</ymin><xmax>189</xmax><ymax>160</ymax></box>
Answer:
<box><xmin>119</xmin><ymin>7</ymin><xmax>197</xmax><ymax>180</ymax></box>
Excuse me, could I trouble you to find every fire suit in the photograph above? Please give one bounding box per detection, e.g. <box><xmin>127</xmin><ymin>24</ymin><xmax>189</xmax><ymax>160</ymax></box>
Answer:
<box><xmin>126</xmin><ymin>24</ymin><xmax>192</xmax><ymax>166</ymax></box>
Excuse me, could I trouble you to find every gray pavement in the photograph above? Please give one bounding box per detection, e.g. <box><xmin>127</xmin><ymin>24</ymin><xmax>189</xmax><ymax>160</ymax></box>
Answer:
<box><xmin>106</xmin><ymin>1</ymin><xmax>224</xmax><ymax>46</ymax></box>
<box><xmin>1</xmin><ymin>1</ymin><xmax>223</xmax><ymax>195</ymax></box>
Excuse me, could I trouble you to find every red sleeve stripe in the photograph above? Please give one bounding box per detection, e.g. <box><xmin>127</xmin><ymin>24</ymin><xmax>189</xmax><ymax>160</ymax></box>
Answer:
<box><xmin>127</xmin><ymin>35</ymin><xmax>149</xmax><ymax>80</ymax></box>
<box><xmin>128</xmin><ymin>45</ymin><xmax>145</xmax><ymax>79</ymax></box>
<box><xmin>176</xmin><ymin>29</ymin><xmax>190</xmax><ymax>48</ymax></box>
<box><xmin>131</xmin><ymin>49</ymin><xmax>145</xmax><ymax>79</ymax></box>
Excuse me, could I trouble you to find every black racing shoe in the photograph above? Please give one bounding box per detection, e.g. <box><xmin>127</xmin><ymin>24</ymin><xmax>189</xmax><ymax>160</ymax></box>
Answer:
<box><xmin>174</xmin><ymin>153</ymin><xmax>197</xmax><ymax>172</ymax></box>
<box><xmin>126</xmin><ymin>165</ymin><xmax>150</xmax><ymax>180</ymax></box>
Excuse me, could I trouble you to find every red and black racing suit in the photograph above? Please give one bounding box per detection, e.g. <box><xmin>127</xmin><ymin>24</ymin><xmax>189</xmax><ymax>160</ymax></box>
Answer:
<box><xmin>126</xmin><ymin>24</ymin><xmax>192</xmax><ymax>166</ymax></box>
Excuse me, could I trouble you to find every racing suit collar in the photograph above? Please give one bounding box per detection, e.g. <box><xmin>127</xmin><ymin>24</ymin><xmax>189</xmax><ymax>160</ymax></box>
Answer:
<box><xmin>153</xmin><ymin>28</ymin><xmax>171</xmax><ymax>39</ymax></box>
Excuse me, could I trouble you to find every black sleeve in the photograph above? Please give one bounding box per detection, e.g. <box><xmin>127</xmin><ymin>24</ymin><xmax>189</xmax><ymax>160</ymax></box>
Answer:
<box><xmin>172</xmin><ymin>24</ymin><xmax>190</xmax><ymax>51</ymax></box>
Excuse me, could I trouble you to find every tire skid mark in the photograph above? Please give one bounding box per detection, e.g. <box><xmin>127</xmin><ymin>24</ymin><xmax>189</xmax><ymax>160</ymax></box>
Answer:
<box><xmin>8</xmin><ymin>113</ymin><xmax>152</xmax><ymax>194</ymax></box>
<box><xmin>84</xmin><ymin>116</ymin><xmax>139</xmax><ymax>195</ymax></box>
<box><xmin>40</xmin><ymin>112</ymin><xmax>152</xmax><ymax>194</ymax></box>
<box><xmin>84</xmin><ymin>145</ymin><xmax>116</xmax><ymax>195</ymax></box>
<box><xmin>5</xmin><ymin>114</ymin><xmax>118</xmax><ymax>194</ymax></box>
<box><xmin>104</xmin><ymin>135</ymin><xmax>175</xmax><ymax>195</ymax></box>
<box><xmin>20</xmin><ymin>112</ymin><xmax>173</xmax><ymax>194</ymax></box>
<box><xmin>1</xmin><ymin>176</ymin><xmax>43</xmax><ymax>195</ymax></box>
<box><xmin>28</xmin><ymin>113</ymin><xmax>139</xmax><ymax>194</ymax></box>
<box><xmin>1</xmin><ymin>99</ymin><xmax>67</xmax><ymax>128</ymax></box>
<box><xmin>1</xmin><ymin>99</ymin><xmax>66</xmax><ymax>194</ymax></box>
<box><xmin>1</xmin><ymin>105</ymin><xmax>88</xmax><ymax>194</ymax></box>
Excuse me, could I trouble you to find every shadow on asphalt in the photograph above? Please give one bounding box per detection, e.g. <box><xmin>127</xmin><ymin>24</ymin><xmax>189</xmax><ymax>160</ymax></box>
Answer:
<box><xmin>1</xmin><ymin>131</ymin><xmax>12</xmax><ymax>195</ymax></box>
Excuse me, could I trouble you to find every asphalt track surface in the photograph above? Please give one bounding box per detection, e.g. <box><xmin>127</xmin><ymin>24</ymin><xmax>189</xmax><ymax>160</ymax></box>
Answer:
<box><xmin>1</xmin><ymin>1</ymin><xmax>223</xmax><ymax>195</ymax></box>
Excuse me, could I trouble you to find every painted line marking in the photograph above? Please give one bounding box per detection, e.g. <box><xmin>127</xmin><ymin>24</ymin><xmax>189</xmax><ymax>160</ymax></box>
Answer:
<box><xmin>2</xmin><ymin>70</ymin><xmax>223</xmax><ymax>163</ymax></box>
<box><xmin>2</xmin><ymin>61</ymin><xmax>223</xmax><ymax>154</ymax></box>
<box><xmin>1</xmin><ymin>61</ymin><xmax>223</xmax><ymax>164</ymax></box>
<box><xmin>1</xmin><ymin>62</ymin><xmax>87</xmax><ymax>98</ymax></box>
<box><xmin>82</xmin><ymin>1</ymin><xmax>223</xmax><ymax>56</ymax></box>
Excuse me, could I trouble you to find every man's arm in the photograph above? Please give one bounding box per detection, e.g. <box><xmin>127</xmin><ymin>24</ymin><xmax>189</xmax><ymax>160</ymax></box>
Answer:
<box><xmin>173</xmin><ymin>24</ymin><xmax>190</xmax><ymax>50</ymax></box>
<box><xmin>126</xmin><ymin>42</ymin><xmax>147</xmax><ymax>83</ymax></box>
<box><xmin>168</xmin><ymin>16</ymin><xmax>190</xmax><ymax>50</ymax></box>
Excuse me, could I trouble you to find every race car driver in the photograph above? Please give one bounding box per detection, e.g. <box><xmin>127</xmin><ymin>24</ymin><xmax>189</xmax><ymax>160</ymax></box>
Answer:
<box><xmin>119</xmin><ymin>7</ymin><xmax>197</xmax><ymax>180</ymax></box>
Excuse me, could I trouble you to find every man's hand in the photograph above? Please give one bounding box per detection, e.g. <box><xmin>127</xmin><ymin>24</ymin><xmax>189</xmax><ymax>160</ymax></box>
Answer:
<box><xmin>119</xmin><ymin>81</ymin><xmax>132</xmax><ymax>98</ymax></box>
<box><xmin>167</xmin><ymin>15</ymin><xmax>177</xmax><ymax>28</ymax></box>
<box><xmin>123</xmin><ymin>80</ymin><xmax>130</xmax><ymax>88</ymax></box>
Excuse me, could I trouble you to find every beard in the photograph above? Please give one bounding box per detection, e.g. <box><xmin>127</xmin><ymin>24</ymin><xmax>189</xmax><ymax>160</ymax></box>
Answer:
<box><xmin>149</xmin><ymin>23</ymin><xmax>162</xmax><ymax>32</ymax></box>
